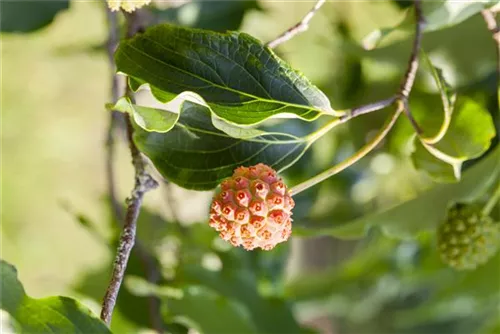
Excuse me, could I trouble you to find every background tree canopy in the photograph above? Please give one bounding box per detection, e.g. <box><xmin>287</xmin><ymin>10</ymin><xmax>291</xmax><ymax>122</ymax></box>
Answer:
<box><xmin>1</xmin><ymin>1</ymin><xmax>499</xmax><ymax>333</ymax></box>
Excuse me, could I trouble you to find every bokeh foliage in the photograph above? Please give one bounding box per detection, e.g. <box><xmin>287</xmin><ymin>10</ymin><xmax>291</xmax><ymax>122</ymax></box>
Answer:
<box><xmin>1</xmin><ymin>1</ymin><xmax>499</xmax><ymax>334</ymax></box>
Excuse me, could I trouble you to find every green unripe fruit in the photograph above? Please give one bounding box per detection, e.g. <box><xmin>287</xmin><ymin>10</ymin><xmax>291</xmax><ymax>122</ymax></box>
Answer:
<box><xmin>437</xmin><ymin>203</ymin><xmax>500</xmax><ymax>270</ymax></box>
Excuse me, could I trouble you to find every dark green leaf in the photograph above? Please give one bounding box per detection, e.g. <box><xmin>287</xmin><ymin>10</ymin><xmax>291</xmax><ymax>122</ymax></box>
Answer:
<box><xmin>0</xmin><ymin>260</ymin><xmax>111</xmax><ymax>333</ymax></box>
<box><xmin>392</xmin><ymin>0</ymin><xmax>413</xmax><ymax>9</ymax></box>
<box><xmin>155</xmin><ymin>0</ymin><xmax>260</xmax><ymax>32</ymax></box>
<box><xmin>285</xmin><ymin>236</ymin><xmax>397</xmax><ymax>301</ymax></box>
<box><xmin>133</xmin><ymin>101</ymin><xmax>310</xmax><ymax>190</ymax></box>
<box><xmin>363</xmin><ymin>1</ymin><xmax>497</xmax><ymax>49</ymax></box>
<box><xmin>165</xmin><ymin>285</ymin><xmax>257</xmax><ymax>334</ymax></box>
<box><xmin>294</xmin><ymin>145</ymin><xmax>500</xmax><ymax>239</ymax></box>
<box><xmin>177</xmin><ymin>265</ymin><xmax>305</xmax><ymax>334</ymax></box>
<box><xmin>477</xmin><ymin>314</ymin><xmax>500</xmax><ymax>334</ymax></box>
<box><xmin>115</xmin><ymin>24</ymin><xmax>337</xmax><ymax>127</ymax></box>
<box><xmin>1</xmin><ymin>0</ymin><xmax>69</xmax><ymax>33</ymax></box>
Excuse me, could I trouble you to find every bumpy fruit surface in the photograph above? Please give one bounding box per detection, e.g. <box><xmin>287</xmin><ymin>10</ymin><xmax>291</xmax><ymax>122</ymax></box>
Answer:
<box><xmin>209</xmin><ymin>164</ymin><xmax>294</xmax><ymax>251</ymax></box>
<box><xmin>437</xmin><ymin>203</ymin><xmax>500</xmax><ymax>270</ymax></box>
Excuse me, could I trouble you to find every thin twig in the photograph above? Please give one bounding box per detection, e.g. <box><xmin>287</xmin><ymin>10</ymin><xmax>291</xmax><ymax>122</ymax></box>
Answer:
<box><xmin>100</xmin><ymin>9</ymin><xmax>160</xmax><ymax>327</ymax></box>
<box><xmin>481</xmin><ymin>9</ymin><xmax>500</xmax><ymax>109</ymax></box>
<box><xmin>337</xmin><ymin>0</ymin><xmax>425</xmax><ymax>127</ymax></box>
<box><xmin>100</xmin><ymin>111</ymin><xmax>159</xmax><ymax>325</ymax></box>
<box><xmin>398</xmin><ymin>0</ymin><xmax>424</xmax><ymax>99</ymax></box>
<box><xmin>341</xmin><ymin>97</ymin><xmax>396</xmax><ymax>121</ymax></box>
<box><xmin>266</xmin><ymin>0</ymin><xmax>326</xmax><ymax>49</ymax></box>
<box><xmin>289</xmin><ymin>0</ymin><xmax>426</xmax><ymax>195</ymax></box>
<box><xmin>396</xmin><ymin>0</ymin><xmax>425</xmax><ymax>134</ymax></box>
<box><xmin>346</xmin><ymin>0</ymin><xmax>423</xmax><ymax>125</ymax></box>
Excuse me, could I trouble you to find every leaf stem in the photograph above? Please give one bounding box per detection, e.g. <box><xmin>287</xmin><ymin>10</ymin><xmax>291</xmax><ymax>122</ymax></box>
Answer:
<box><xmin>305</xmin><ymin>117</ymin><xmax>343</xmax><ymax>143</ymax></box>
<box><xmin>290</xmin><ymin>104</ymin><xmax>403</xmax><ymax>196</ymax></box>
<box><xmin>266</xmin><ymin>0</ymin><xmax>326</xmax><ymax>49</ymax></box>
<box><xmin>342</xmin><ymin>97</ymin><xmax>396</xmax><ymax>120</ymax></box>
<box><xmin>306</xmin><ymin>97</ymin><xmax>397</xmax><ymax>144</ymax></box>
<box><xmin>482</xmin><ymin>182</ymin><xmax>500</xmax><ymax>216</ymax></box>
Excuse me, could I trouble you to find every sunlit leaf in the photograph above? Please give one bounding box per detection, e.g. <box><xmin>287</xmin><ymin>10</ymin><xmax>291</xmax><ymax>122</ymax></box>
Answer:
<box><xmin>0</xmin><ymin>260</ymin><xmax>111</xmax><ymax>333</ymax></box>
<box><xmin>109</xmin><ymin>89</ymin><xmax>267</xmax><ymax>139</ymax></box>
<box><xmin>115</xmin><ymin>24</ymin><xmax>338</xmax><ymax>127</ymax></box>
<box><xmin>363</xmin><ymin>1</ymin><xmax>497</xmax><ymax>49</ymax></box>
<box><xmin>411</xmin><ymin>98</ymin><xmax>495</xmax><ymax>182</ymax></box>
<box><xmin>432</xmin><ymin>98</ymin><xmax>495</xmax><ymax>160</ymax></box>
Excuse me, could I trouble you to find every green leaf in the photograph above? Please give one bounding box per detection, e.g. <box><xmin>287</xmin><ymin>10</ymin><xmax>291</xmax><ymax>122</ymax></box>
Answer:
<box><xmin>363</xmin><ymin>1</ymin><xmax>497</xmax><ymax>49</ymax></box>
<box><xmin>133</xmin><ymin>101</ymin><xmax>310</xmax><ymax>190</ymax></box>
<box><xmin>0</xmin><ymin>260</ymin><xmax>111</xmax><ymax>333</ymax></box>
<box><xmin>165</xmin><ymin>285</ymin><xmax>257</xmax><ymax>334</ymax></box>
<box><xmin>1</xmin><ymin>0</ymin><xmax>69</xmax><ymax>33</ymax></box>
<box><xmin>109</xmin><ymin>90</ymin><xmax>266</xmax><ymax>139</ymax></box>
<box><xmin>177</xmin><ymin>265</ymin><xmax>306</xmax><ymax>334</ymax></box>
<box><xmin>411</xmin><ymin>98</ymin><xmax>495</xmax><ymax>182</ymax></box>
<box><xmin>477</xmin><ymin>313</ymin><xmax>500</xmax><ymax>334</ymax></box>
<box><xmin>115</xmin><ymin>24</ymin><xmax>337</xmax><ymax>127</ymax></box>
<box><xmin>432</xmin><ymin>98</ymin><xmax>495</xmax><ymax>160</ymax></box>
<box><xmin>411</xmin><ymin>139</ymin><xmax>460</xmax><ymax>182</ymax></box>
<box><xmin>155</xmin><ymin>0</ymin><xmax>260</xmax><ymax>32</ymax></box>
<box><xmin>109</xmin><ymin>97</ymin><xmax>179</xmax><ymax>133</ymax></box>
<box><xmin>294</xmin><ymin>144</ymin><xmax>500</xmax><ymax>239</ymax></box>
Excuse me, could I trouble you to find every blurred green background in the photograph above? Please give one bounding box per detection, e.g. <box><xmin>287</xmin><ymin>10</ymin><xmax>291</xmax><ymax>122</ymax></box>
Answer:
<box><xmin>2</xmin><ymin>1</ymin><xmax>499</xmax><ymax>333</ymax></box>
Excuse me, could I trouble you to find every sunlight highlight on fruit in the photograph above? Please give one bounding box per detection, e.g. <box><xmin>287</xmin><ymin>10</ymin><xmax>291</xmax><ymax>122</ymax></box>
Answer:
<box><xmin>209</xmin><ymin>164</ymin><xmax>294</xmax><ymax>251</ymax></box>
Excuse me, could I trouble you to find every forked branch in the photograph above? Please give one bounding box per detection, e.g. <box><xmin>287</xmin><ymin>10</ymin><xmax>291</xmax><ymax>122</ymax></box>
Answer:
<box><xmin>290</xmin><ymin>0</ymin><xmax>425</xmax><ymax>195</ymax></box>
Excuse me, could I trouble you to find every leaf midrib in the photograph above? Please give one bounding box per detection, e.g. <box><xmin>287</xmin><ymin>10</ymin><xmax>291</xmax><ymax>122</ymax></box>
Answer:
<box><xmin>122</xmin><ymin>41</ymin><xmax>327</xmax><ymax>118</ymax></box>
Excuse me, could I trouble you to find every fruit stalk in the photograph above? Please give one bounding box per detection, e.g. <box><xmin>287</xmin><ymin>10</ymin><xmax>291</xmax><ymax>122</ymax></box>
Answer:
<box><xmin>289</xmin><ymin>104</ymin><xmax>403</xmax><ymax>196</ymax></box>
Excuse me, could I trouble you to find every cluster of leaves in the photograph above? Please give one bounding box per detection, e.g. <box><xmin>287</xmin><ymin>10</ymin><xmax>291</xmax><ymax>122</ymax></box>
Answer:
<box><xmin>70</xmin><ymin>203</ymin><xmax>309</xmax><ymax>333</ymax></box>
